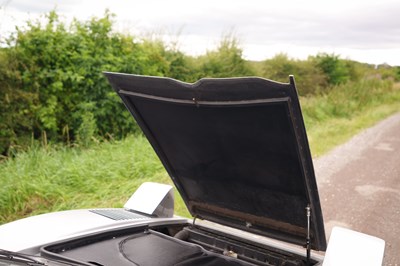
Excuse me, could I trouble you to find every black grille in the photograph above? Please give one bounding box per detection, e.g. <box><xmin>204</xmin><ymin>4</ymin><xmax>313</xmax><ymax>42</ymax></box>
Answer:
<box><xmin>90</xmin><ymin>209</ymin><xmax>148</xmax><ymax>221</ymax></box>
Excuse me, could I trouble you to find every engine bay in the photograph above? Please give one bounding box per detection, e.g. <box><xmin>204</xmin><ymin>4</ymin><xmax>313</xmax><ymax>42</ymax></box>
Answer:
<box><xmin>41</xmin><ymin>223</ymin><xmax>317</xmax><ymax>266</ymax></box>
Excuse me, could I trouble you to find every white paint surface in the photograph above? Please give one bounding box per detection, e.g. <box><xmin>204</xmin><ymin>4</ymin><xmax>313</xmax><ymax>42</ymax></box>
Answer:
<box><xmin>323</xmin><ymin>227</ymin><xmax>385</xmax><ymax>266</ymax></box>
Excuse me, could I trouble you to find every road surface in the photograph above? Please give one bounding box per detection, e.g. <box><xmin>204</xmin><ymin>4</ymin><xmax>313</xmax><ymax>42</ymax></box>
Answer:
<box><xmin>313</xmin><ymin>112</ymin><xmax>400</xmax><ymax>265</ymax></box>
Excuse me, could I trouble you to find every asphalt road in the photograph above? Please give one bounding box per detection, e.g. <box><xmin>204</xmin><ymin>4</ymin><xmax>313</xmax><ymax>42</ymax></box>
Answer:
<box><xmin>313</xmin><ymin>113</ymin><xmax>400</xmax><ymax>265</ymax></box>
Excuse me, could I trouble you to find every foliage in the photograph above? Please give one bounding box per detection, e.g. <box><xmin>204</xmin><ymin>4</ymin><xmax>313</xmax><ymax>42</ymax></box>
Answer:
<box><xmin>312</xmin><ymin>53</ymin><xmax>352</xmax><ymax>85</ymax></box>
<box><xmin>75</xmin><ymin>102</ymin><xmax>98</xmax><ymax>147</ymax></box>
<box><xmin>0</xmin><ymin>48</ymin><xmax>38</xmax><ymax>155</ymax></box>
<box><xmin>302</xmin><ymin>79</ymin><xmax>396</xmax><ymax>124</ymax></box>
<box><xmin>0</xmin><ymin>11</ymin><xmax>194</xmax><ymax>154</ymax></box>
<box><xmin>2</xmin><ymin>12</ymin><xmax>137</xmax><ymax>150</ymax></box>
<box><xmin>395</xmin><ymin>67</ymin><xmax>400</xmax><ymax>81</ymax></box>
<box><xmin>301</xmin><ymin>78</ymin><xmax>400</xmax><ymax>155</ymax></box>
<box><xmin>373</xmin><ymin>64</ymin><xmax>400</xmax><ymax>81</ymax></box>
<box><xmin>262</xmin><ymin>53</ymin><xmax>327</xmax><ymax>95</ymax></box>
<box><xmin>197</xmin><ymin>35</ymin><xmax>255</xmax><ymax>78</ymax></box>
<box><xmin>0</xmin><ymin>135</ymin><xmax>189</xmax><ymax>223</ymax></box>
<box><xmin>1</xmin><ymin>10</ymin><xmax>399</xmax><ymax>155</ymax></box>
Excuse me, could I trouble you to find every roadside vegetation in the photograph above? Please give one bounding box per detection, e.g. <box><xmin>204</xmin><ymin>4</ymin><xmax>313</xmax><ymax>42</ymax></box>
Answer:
<box><xmin>1</xmin><ymin>11</ymin><xmax>400</xmax><ymax>224</ymax></box>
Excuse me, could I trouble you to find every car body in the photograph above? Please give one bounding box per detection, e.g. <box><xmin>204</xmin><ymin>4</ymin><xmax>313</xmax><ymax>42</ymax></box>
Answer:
<box><xmin>0</xmin><ymin>74</ymin><xmax>385</xmax><ymax>265</ymax></box>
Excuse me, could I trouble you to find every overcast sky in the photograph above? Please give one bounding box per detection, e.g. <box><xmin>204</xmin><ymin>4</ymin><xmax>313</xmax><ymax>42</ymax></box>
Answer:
<box><xmin>1</xmin><ymin>0</ymin><xmax>400</xmax><ymax>65</ymax></box>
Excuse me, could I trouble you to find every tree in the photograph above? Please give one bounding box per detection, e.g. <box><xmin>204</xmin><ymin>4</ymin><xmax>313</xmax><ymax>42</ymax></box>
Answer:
<box><xmin>0</xmin><ymin>11</ymin><xmax>157</xmax><ymax>153</ymax></box>
<box><xmin>313</xmin><ymin>53</ymin><xmax>350</xmax><ymax>85</ymax></box>
<box><xmin>198</xmin><ymin>35</ymin><xmax>255</xmax><ymax>78</ymax></box>
<box><xmin>262</xmin><ymin>54</ymin><xmax>327</xmax><ymax>95</ymax></box>
<box><xmin>0</xmin><ymin>48</ymin><xmax>38</xmax><ymax>155</ymax></box>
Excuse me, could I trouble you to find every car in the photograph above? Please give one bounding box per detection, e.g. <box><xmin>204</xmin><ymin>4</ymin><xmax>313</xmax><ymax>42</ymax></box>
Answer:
<box><xmin>0</xmin><ymin>73</ymin><xmax>385</xmax><ymax>266</ymax></box>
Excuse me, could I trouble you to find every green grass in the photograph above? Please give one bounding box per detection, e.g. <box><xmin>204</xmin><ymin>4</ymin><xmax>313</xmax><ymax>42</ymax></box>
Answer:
<box><xmin>0</xmin><ymin>135</ymin><xmax>191</xmax><ymax>224</ymax></box>
<box><xmin>1</xmin><ymin>79</ymin><xmax>399</xmax><ymax>225</ymax></box>
<box><xmin>302</xmin><ymin>79</ymin><xmax>400</xmax><ymax>156</ymax></box>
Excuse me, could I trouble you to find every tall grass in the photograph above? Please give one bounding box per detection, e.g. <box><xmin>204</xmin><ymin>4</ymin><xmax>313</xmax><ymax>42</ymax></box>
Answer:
<box><xmin>302</xmin><ymin>79</ymin><xmax>400</xmax><ymax>156</ymax></box>
<box><xmin>0</xmin><ymin>135</ymin><xmax>190</xmax><ymax>224</ymax></box>
<box><xmin>1</xmin><ymin>79</ymin><xmax>399</xmax><ymax>224</ymax></box>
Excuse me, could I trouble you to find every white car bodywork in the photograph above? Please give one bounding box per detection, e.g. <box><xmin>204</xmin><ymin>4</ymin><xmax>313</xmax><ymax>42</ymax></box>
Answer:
<box><xmin>0</xmin><ymin>182</ymin><xmax>385</xmax><ymax>265</ymax></box>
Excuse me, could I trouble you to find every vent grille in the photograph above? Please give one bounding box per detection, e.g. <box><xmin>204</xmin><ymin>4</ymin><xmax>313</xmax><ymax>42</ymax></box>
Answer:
<box><xmin>90</xmin><ymin>209</ymin><xmax>148</xmax><ymax>221</ymax></box>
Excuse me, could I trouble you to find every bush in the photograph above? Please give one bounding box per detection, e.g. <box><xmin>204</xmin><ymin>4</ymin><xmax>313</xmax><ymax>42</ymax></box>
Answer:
<box><xmin>0</xmin><ymin>11</ymin><xmax>191</xmax><ymax>154</ymax></box>
<box><xmin>1</xmin><ymin>10</ymin><xmax>395</xmax><ymax>155</ymax></box>
<box><xmin>262</xmin><ymin>54</ymin><xmax>327</xmax><ymax>95</ymax></box>
<box><xmin>312</xmin><ymin>53</ymin><xmax>351</xmax><ymax>85</ymax></box>
<box><xmin>0</xmin><ymin>49</ymin><xmax>38</xmax><ymax>155</ymax></box>
<box><xmin>197</xmin><ymin>35</ymin><xmax>255</xmax><ymax>78</ymax></box>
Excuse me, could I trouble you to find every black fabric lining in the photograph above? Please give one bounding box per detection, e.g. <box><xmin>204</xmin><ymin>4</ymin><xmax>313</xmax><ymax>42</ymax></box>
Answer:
<box><xmin>119</xmin><ymin>230</ymin><xmax>252</xmax><ymax>266</ymax></box>
<box><xmin>119</xmin><ymin>231</ymin><xmax>203</xmax><ymax>265</ymax></box>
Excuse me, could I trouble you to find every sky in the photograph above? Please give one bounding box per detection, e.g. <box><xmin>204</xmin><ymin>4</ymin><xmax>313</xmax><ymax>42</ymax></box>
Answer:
<box><xmin>1</xmin><ymin>0</ymin><xmax>400</xmax><ymax>66</ymax></box>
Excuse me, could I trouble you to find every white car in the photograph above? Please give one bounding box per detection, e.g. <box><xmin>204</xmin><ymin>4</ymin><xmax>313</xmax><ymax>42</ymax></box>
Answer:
<box><xmin>0</xmin><ymin>74</ymin><xmax>385</xmax><ymax>266</ymax></box>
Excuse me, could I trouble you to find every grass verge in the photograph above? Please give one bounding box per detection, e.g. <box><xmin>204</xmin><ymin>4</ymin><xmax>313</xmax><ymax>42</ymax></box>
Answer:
<box><xmin>302</xmin><ymin>80</ymin><xmax>400</xmax><ymax>156</ymax></box>
<box><xmin>0</xmin><ymin>135</ymin><xmax>191</xmax><ymax>224</ymax></box>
